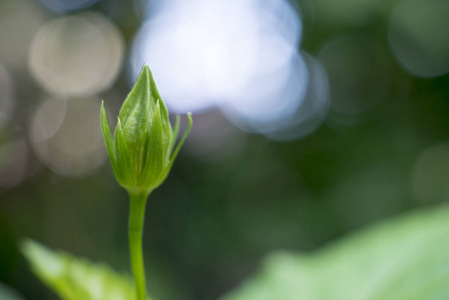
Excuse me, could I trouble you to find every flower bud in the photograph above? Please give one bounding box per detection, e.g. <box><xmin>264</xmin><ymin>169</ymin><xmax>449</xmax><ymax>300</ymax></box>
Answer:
<box><xmin>100</xmin><ymin>65</ymin><xmax>192</xmax><ymax>195</ymax></box>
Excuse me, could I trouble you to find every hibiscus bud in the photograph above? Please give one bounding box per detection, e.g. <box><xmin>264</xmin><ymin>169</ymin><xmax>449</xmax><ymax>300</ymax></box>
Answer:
<box><xmin>100</xmin><ymin>65</ymin><xmax>192</xmax><ymax>195</ymax></box>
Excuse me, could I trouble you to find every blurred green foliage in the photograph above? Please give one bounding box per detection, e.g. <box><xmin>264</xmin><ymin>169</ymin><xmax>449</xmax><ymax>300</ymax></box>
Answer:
<box><xmin>223</xmin><ymin>205</ymin><xmax>449</xmax><ymax>300</ymax></box>
<box><xmin>0</xmin><ymin>283</ymin><xmax>24</xmax><ymax>300</ymax></box>
<box><xmin>21</xmin><ymin>240</ymin><xmax>139</xmax><ymax>300</ymax></box>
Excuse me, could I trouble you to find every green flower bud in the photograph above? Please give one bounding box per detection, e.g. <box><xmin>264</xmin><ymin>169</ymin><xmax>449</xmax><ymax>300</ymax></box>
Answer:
<box><xmin>100</xmin><ymin>65</ymin><xmax>192</xmax><ymax>195</ymax></box>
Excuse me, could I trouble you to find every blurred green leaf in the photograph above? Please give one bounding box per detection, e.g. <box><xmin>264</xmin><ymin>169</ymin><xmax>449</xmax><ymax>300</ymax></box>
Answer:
<box><xmin>21</xmin><ymin>240</ymin><xmax>141</xmax><ymax>300</ymax></box>
<box><xmin>0</xmin><ymin>282</ymin><xmax>25</xmax><ymax>300</ymax></box>
<box><xmin>222</xmin><ymin>206</ymin><xmax>449</xmax><ymax>300</ymax></box>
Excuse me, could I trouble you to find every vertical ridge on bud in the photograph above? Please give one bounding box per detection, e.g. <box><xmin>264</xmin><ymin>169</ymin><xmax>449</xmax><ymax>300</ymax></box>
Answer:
<box><xmin>119</xmin><ymin>65</ymin><xmax>151</xmax><ymax>126</ymax></box>
<box><xmin>148</xmin><ymin>66</ymin><xmax>163</xmax><ymax>111</ymax></box>
<box><xmin>142</xmin><ymin>101</ymin><xmax>164</xmax><ymax>187</ymax></box>
<box><xmin>114</xmin><ymin>118</ymin><xmax>131</xmax><ymax>186</ymax></box>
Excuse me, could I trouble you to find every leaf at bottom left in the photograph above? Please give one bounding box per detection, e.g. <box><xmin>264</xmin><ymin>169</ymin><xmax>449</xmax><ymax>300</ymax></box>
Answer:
<box><xmin>21</xmin><ymin>239</ymin><xmax>137</xmax><ymax>300</ymax></box>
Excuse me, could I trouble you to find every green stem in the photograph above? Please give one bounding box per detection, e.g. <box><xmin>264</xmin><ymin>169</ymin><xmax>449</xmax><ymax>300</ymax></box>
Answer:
<box><xmin>128</xmin><ymin>190</ymin><xmax>150</xmax><ymax>300</ymax></box>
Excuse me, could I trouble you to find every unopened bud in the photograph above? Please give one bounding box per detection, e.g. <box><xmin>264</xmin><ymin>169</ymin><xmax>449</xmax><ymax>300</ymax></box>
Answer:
<box><xmin>100</xmin><ymin>65</ymin><xmax>192</xmax><ymax>195</ymax></box>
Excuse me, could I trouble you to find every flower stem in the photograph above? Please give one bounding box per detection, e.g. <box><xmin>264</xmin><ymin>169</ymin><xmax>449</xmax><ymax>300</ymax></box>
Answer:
<box><xmin>128</xmin><ymin>190</ymin><xmax>149</xmax><ymax>300</ymax></box>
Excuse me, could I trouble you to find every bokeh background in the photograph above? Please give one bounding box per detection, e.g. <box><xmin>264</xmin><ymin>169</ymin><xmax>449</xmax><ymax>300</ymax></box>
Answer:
<box><xmin>1</xmin><ymin>0</ymin><xmax>449</xmax><ymax>299</ymax></box>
